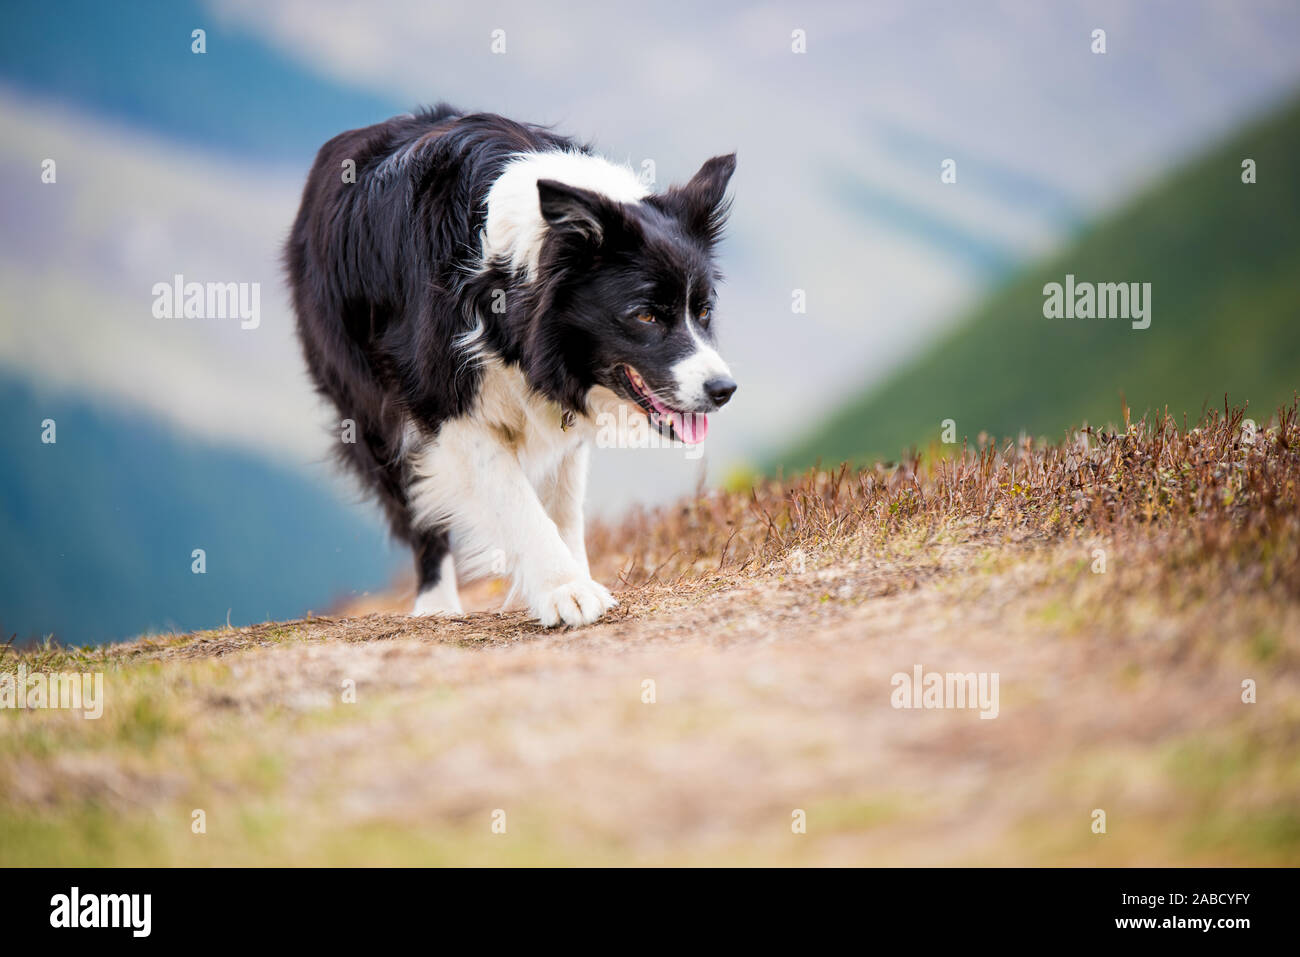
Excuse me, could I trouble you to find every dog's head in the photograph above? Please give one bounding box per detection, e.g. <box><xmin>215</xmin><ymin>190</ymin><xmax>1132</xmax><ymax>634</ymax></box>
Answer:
<box><xmin>529</xmin><ymin>155</ymin><xmax>737</xmax><ymax>444</ymax></box>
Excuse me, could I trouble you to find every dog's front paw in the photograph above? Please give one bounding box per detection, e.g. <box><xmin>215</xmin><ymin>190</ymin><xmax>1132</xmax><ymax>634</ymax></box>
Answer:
<box><xmin>532</xmin><ymin>578</ymin><xmax>616</xmax><ymax>628</ymax></box>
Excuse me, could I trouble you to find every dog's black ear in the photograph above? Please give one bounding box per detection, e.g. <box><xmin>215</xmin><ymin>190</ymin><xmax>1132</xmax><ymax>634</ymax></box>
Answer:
<box><xmin>537</xmin><ymin>179</ymin><xmax>616</xmax><ymax>244</ymax></box>
<box><xmin>655</xmin><ymin>153</ymin><xmax>736</xmax><ymax>244</ymax></box>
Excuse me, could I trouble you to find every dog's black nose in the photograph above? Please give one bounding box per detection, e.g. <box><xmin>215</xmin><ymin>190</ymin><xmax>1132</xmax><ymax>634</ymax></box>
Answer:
<box><xmin>705</xmin><ymin>376</ymin><xmax>737</xmax><ymax>407</ymax></box>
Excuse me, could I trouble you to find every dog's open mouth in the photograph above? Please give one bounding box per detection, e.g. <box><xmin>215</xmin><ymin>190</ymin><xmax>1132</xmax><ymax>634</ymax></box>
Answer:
<box><xmin>622</xmin><ymin>365</ymin><xmax>708</xmax><ymax>445</ymax></box>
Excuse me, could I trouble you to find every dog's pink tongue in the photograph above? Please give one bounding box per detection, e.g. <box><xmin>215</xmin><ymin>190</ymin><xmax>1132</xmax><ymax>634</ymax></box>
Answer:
<box><xmin>671</xmin><ymin>411</ymin><xmax>708</xmax><ymax>445</ymax></box>
<box><xmin>644</xmin><ymin>389</ymin><xmax>708</xmax><ymax>445</ymax></box>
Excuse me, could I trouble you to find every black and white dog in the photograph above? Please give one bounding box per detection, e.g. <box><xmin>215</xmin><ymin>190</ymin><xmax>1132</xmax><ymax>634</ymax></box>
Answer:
<box><xmin>286</xmin><ymin>105</ymin><xmax>737</xmax><ymax>627</ymax></box>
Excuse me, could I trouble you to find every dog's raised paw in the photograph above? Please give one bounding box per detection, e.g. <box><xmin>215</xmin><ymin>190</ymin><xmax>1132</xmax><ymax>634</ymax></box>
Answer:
<box><xmin>533</xmin><ymin>578</ymin><xmax>616</xmax><ymax>628</ymax></box>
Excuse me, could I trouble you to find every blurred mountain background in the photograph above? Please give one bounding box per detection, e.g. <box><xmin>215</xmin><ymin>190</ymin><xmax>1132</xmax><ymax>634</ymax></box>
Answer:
<box><xmin>0</xmin><ymin>375</ymin><xmax>396</xmax><ymax>643</ymax></box>
<box><xmin>779</xmin><ymin>92</ymin><xmax>1300</xmax><ymax>468</ymax></box>
<box><xmin>2</xmin><ymin>0</ymin><xmax>1299</xmax><ymax>643</ymax></box>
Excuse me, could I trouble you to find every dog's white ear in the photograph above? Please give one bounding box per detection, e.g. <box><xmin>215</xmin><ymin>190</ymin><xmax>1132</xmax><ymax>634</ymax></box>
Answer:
<box><xmin>659</xmin><ymin>154</ymin><xmax>736</xmax><ymax>243</ymax></box>
<box><xmin>537</xmin><ymin>179</ymin><xmax>610</xmax><ymax>243</ymax></box>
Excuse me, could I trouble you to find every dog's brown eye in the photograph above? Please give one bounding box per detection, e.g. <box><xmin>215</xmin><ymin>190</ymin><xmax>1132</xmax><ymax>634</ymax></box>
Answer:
<box><xmin>698</xmin><ymin>307</ymin><xmax>710</xmax><ymax>321</ymax></box>
<box><xmin>635</xmin><ymin>312</ymin><xmax>656</xmax><ymax>324</ymax></box>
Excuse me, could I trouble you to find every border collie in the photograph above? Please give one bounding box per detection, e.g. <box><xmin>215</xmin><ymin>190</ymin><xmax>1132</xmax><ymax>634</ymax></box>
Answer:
<box><xmin>286</xmin><ymin>105</ymin><xmax>737</xmax><ymax>627</ymax></box>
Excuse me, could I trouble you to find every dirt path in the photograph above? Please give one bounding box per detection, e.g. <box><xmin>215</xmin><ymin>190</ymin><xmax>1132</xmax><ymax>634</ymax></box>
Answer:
<box><xmin>4</xmin><ymin>527</ymin><xmax>1296</xmax><ymax>865</ymax></box>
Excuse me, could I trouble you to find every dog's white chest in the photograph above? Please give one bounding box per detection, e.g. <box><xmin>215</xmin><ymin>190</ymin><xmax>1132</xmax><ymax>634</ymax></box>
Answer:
<box><xmin>463</xmin><ymin>358</ymin><xmax>589</xmax><ymax>485</ymax></box>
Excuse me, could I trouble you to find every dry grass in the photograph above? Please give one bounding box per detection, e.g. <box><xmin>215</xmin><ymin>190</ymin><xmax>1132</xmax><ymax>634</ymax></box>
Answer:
<box><xmin>2</xmin><ymin>400</ymin><xmax>1298</xmax><ymax>865</ymax></box>
<box><xmin>599</xmin><ymin>397</ymin><xmax>1300</xmax><ymax>594</ymax></box>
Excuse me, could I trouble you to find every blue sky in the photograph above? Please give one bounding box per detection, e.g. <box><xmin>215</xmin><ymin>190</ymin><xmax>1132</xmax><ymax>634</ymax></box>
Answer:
<box><xmin>3</xmin><ymin>0</ymin><xmax>1300</xmax><ymax>512</ymax></box>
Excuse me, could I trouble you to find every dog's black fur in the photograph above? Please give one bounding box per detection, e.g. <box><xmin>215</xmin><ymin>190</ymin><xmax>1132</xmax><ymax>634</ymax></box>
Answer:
<box><xmin>285</xmin><ymin>104</ymin><xmax>735</xmax><ymax>594</ymax></box>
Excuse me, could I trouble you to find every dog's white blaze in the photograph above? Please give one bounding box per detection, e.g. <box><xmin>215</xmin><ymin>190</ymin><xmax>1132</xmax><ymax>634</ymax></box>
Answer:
<box><xmin>481</xmin><ymin>150</ymin><xmax>649</xmax><ymax>278</ymax></box>
<box><xmin>670</xmin><ymin>313</ymin><xmax>732</xmax><ymax>408</ymax></box>
<box><xmin>411</xmin><ymin>553</ymin><xmax>464</xmax><ymax>617</ymax></box>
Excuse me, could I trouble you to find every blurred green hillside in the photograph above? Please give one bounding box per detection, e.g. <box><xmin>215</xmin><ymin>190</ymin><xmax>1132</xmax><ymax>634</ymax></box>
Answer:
<box><xmin>0</xmin><ymin>375</ymin><xmax>401</xmax><ymax>646</ymax></box>
<box><xmin>777</xmin><ymin>93</ymin><xmax>1300</xmax><ymax>470</ymax></box>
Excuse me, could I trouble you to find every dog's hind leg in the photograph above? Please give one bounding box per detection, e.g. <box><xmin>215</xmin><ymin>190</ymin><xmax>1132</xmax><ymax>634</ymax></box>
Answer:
<box><xmin>411</xmin><ymin>526</ymin><xmax>464</xmax><ymax>617</ymax></box>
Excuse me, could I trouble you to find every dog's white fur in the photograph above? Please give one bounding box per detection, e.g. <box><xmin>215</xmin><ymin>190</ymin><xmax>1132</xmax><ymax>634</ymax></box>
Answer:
<box><xmin>669</xmin><ymin>306</ymin><xmax>732</xmax><ymax>410</ymax></box>
<box><xmin>482</xmin><ymin>151</ymin><xmax>649</xmax><ymax>277</ymax></box>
